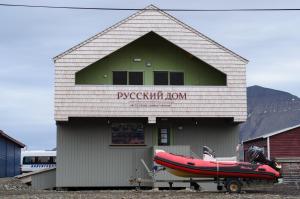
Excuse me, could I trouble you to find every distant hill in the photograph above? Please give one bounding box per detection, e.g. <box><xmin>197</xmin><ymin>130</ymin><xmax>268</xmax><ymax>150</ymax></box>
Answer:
<box><xmin>240</xmin><ymin>85</ymin><xmax>300</xmax><ymax>141</ymax></box>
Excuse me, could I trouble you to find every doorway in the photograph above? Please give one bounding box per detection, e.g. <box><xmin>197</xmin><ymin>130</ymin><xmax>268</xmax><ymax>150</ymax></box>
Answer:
<box><xmin>158</xmin><ymin>127</ymin><xmax>170</xmax><ymax>146</ymax></box>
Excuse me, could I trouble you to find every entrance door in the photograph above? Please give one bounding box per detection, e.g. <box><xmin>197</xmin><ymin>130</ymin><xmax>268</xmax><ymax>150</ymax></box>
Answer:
<box><xmin>158</xmin><ymin>128</ymin><xmax>170</xmax><ymax>146</ymax></box>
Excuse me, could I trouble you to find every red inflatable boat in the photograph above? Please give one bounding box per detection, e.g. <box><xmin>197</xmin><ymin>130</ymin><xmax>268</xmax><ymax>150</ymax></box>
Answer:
<box><xmin>154</xmin><ymin>150</ymin><xmax>281</xmax><ymax>180</ymax></box>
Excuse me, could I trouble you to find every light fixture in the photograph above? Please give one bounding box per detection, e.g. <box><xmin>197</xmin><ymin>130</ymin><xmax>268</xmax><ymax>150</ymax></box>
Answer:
<box><xmin>133</xmin><ymin>58</ymin><xmax>142</xmax><ymax>62</ymax></box>
<box><xmin>145</xmin><ymin>61</ymin><xmax>151</xmax><ymax>67</ymax></box>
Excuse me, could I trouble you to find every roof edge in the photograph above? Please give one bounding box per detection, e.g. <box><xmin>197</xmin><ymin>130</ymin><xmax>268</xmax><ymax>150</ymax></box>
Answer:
<box><xmin>16</xmin><ymin>168</ymin><xmax>56</xmax><ymax>179</ymax></box>
<box><xmin>53</xmin><ymin>5</ymin><xmax>157</xmax><ymax>61</ymax></box>
<box><xmin>0</xmin><ymin>130</ymin><xmax>25</xmax><ymax>147</ymax></box>
<box><xmin>262</xmin><ymin>124</ymin><xmax>300</xmax><ymax>138</ymax></box>
<box><xmin>243</xmin><ymin>123</ymin><xmax>300</xmax><ymax>143</ymax></box>
<box><xmin>53</xmin><ymin>4</ymin><xmax>248</xmax><ymax>64</ymax></box>
<box><xmin>151</xmin><ymin>5</ymin><xmax>248</xmax><ymax>63</ymax></box>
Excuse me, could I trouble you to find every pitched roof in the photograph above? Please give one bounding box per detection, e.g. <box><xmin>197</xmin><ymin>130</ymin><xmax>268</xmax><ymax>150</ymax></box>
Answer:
<box><xmin>243</xmin><ymin>124</ymin><xmax>300</xmax><ymax>143</ymax></box>
<box><xmin>0</xmin><ymin>130</ymin><xmax>25</xmax><ymax>147</ymax></box>
<box><xmin>16</xmin><ymin>168</ymin><xmax>56</xmax><ymax>179</ymax></box>
<box><xmin>53</xmin><ymin>4</ymin><xmax>248</xmax><ymax>63</ymax></box>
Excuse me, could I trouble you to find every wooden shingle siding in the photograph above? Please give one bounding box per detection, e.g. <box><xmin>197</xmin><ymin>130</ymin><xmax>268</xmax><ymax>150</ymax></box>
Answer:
<box><xmin>54</xmin><ymin>5</ymin><xmax>247</xmax><ymax>122</ymax></box>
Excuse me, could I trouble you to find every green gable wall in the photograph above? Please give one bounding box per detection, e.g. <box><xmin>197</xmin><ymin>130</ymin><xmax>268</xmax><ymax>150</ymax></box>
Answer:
<box><xmin>75</xmin><ymin>32</ymin><xmax>226</xmax><ymax>85</ymax></box>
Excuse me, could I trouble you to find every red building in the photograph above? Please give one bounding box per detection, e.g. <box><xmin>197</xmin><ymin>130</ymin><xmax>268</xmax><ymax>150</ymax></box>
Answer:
<box><xmin>243</xmin><ymin>124</ymin><xmax>300</xmax><ymax>183</ymax></box>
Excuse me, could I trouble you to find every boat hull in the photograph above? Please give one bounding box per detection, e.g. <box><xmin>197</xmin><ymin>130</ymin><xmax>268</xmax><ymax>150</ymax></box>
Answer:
<box><xmin>154</xmin><ymin>151</ymin><xmax>280</xmax><ymax>180</ymax></box>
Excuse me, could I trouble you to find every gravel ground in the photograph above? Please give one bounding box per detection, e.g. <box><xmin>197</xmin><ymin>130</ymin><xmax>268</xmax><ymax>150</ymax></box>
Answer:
<box><xmin>0</xmin><ymin>178</ymin><xmax>299</xmax><ymax>199</ymax></box>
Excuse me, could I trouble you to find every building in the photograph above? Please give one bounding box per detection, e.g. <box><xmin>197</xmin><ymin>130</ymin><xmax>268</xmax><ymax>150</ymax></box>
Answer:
<box><xmin>243</xmin><ymin>124</ymin><xmax>300</xmax><ymax>183</ymax></box>
<box><xmin>0</xmin><ymin>130</ymin><xmax>25</xmax><ymax>178</ymax></box>
<box><xmin>243</xmin><ymin>124</ymin><xmax>300</xmax><ymax>160</ymax></box>
<box><xmin>53</xmin><ymin>5</ymin><xmax>248</xmax><ymax>188</ymax></box>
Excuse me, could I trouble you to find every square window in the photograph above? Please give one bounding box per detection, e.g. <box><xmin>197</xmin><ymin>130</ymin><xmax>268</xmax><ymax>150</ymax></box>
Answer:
<box><xmin>170</xmin><ymin>72</ymin><xmax>184</xmax><ymax>85</ymax></box>
<box><xmin>154</xmin><ymin>71</ymin><xmax>168</xmax><ymax>85</ymax></box>
<box><xmin>129</xmin><ymin>72</ymin><xmax>143</xmax><ymax>85</ymax></box>
<box><xmin>113</xmin><ymin>71</ymin><xmax>127</xmax><ymax>85</ymax></box>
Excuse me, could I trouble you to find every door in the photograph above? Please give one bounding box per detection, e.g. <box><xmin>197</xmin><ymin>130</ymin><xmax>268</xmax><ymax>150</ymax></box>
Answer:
<box><xmin>158</xmin><ymin>128</ymin><xmax>170</xmax><ymax>146</ymax></box>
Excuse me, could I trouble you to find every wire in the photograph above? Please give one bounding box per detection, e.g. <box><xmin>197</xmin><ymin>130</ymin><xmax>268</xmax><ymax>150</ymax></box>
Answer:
<box><xmin>0</xmin><ymin>3</ymin><xmax>300</xmax><ymax>12</ymax></box>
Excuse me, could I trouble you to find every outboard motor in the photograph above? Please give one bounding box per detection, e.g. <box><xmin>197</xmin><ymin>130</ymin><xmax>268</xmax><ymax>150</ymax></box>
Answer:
<box><xmin>247</xmin><ymin>146</ymin><xmax>281</xmax><ymax>171</ymax></box>
<box><xmin>203</xmin><ymin>146</ymin><xmax>216</xmax><ymax>161</ymax></box>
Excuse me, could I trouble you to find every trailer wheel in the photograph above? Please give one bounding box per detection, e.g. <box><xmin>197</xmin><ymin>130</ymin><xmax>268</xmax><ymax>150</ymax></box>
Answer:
<box><xmin>226</xmin><ymin>179</ymin><xmax>241</xmax><ymax>193</ymax></box>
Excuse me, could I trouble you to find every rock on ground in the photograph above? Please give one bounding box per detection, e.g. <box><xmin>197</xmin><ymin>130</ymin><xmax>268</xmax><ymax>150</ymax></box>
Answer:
<box><xmin>0</xmin><ymin>178</ymin><xmax>30</xmax><ymax>191</ymax></box>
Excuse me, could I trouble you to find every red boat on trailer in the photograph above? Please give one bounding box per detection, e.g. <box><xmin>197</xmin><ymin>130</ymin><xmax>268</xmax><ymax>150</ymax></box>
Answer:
<box><xmin>153</xmin><ymin>146</ymin><xmax>281</xmax><ymax>193</ymax></box>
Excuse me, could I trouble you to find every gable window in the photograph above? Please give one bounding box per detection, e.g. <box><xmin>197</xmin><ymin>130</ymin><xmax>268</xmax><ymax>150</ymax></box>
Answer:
<box><xmin>154</xmin><ymin>71</ymin><xmax>168</xmax><ymax>85</ymax></box>
<box><xmin>113</xmin><ymin>71</ymin><xmax>127</xmax><ymax>85</ymax></box>
<box><xmin>154</xmin><ymin>71</ymin><xmax>184</xmax><ymax>85</ymax></box>
<box><xmin>111</xmin><ymin>123</ymin><xmax>145</xmax><ymax>145</ymax></box>
<box><xmin>170</xmin><ymin>72</ymin><xmax>184</xmax><ymax>85</ymax></box>
<box><xmin>129</xmin><ymin>72</ymin><xmax>143</xmax><ymax>85</ymax></box>
<box><xmin>113</xmin><ymin>71</ymin><xmax>144</xmax><ymax>85</ymax></box>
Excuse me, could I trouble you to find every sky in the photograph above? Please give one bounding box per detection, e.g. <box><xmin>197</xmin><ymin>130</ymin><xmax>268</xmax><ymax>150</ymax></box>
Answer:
<box><xmin>0</xmin><ymin>0</ymin><xmax>300</xmax><ymax>150</ymax></box>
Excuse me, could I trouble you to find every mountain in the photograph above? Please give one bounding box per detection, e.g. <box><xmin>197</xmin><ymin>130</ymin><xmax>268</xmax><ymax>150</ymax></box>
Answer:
<box><xmin>240</xmin><ymin>85</ymin><xmax>300</xmax><ymax>141</ymax></box>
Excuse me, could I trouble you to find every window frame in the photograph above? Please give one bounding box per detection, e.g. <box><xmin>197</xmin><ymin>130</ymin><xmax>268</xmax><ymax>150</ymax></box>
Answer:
<box><xmin>112</xmin><ymin>70</ymin><xmax>144</xmax><ymax>85</ymax></box>
<box><xmin>154</xmin><ymin>71</ymin><xmax>185</xmax><ymax>85</ymax></box>
<box><xmin>128</xmin><ymin>71</ymin><xmax>144</xmax><ymax>85</ymax></box>
<box><xmin>112</xmin><ymin>71</ymin><xmax>128</xmax><ymax>85</ymax></box>
<box><xmin>22</xmin><ymin>156</ymin><xmax>56</xmax><ymax>165</ymax></box>
<box><xmin>158</xmin><ymin>127</ymin><xmax>171</xmax><ymax>146</ymax></box>
<box><xmin>110</xmin><ymin>122</ymin><xmax>146</xmax><ymax>146</ymax></box>
<box><xmin>170</xmin><ymin>71</ymin><xmax>184</xmax><ymax>85</ymax></box>
<box><xmin>153</xmin><ymin>71</ymin><xmax>169</xmax><ymax>85</ymax></box>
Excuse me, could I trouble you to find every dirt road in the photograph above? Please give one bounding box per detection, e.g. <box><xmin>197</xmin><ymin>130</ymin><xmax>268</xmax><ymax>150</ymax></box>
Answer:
<box><xmin>0</xmin><ymin>178</ymin><xmax>299</xmax><ymax>199</ymax></box>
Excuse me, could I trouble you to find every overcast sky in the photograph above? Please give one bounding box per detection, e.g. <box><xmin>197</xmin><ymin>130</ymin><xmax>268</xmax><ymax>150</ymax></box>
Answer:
<box><xmin>1</xmin><ymin>0</ymin><xmax>300</xmax><ymax>150</ymax></box>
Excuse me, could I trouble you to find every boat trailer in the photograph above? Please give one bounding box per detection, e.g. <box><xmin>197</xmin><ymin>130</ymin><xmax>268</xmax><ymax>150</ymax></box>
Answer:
<box><xmin>129</xmin><ymin>159</ymin><xmax>233</xmax><ymax>192</ymax></box>
<box><xmin>129</xmin><ymin>146</ymin><xmax>282</xmax><ymax>193</ymax></box>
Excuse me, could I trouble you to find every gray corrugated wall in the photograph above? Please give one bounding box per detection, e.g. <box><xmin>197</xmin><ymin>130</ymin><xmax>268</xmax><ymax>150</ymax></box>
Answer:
<box><xmin>56</xmin><ymin>118</ymin><xmax>239</xmax><ymax>187</ymax></box>
<box><xmin>56</xmin><ymin>119</ymin><xmax>153</xmax><ymax>187</ymax></box>
<box><xmin>173</xmin><ymin>121</ymin><xmax>239</xmax><ymax>157</ymax></box>
<box><xmin>32</xmin><ymin>169</ymin><xmax>56</xmax><ymax>190</ymax></box>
